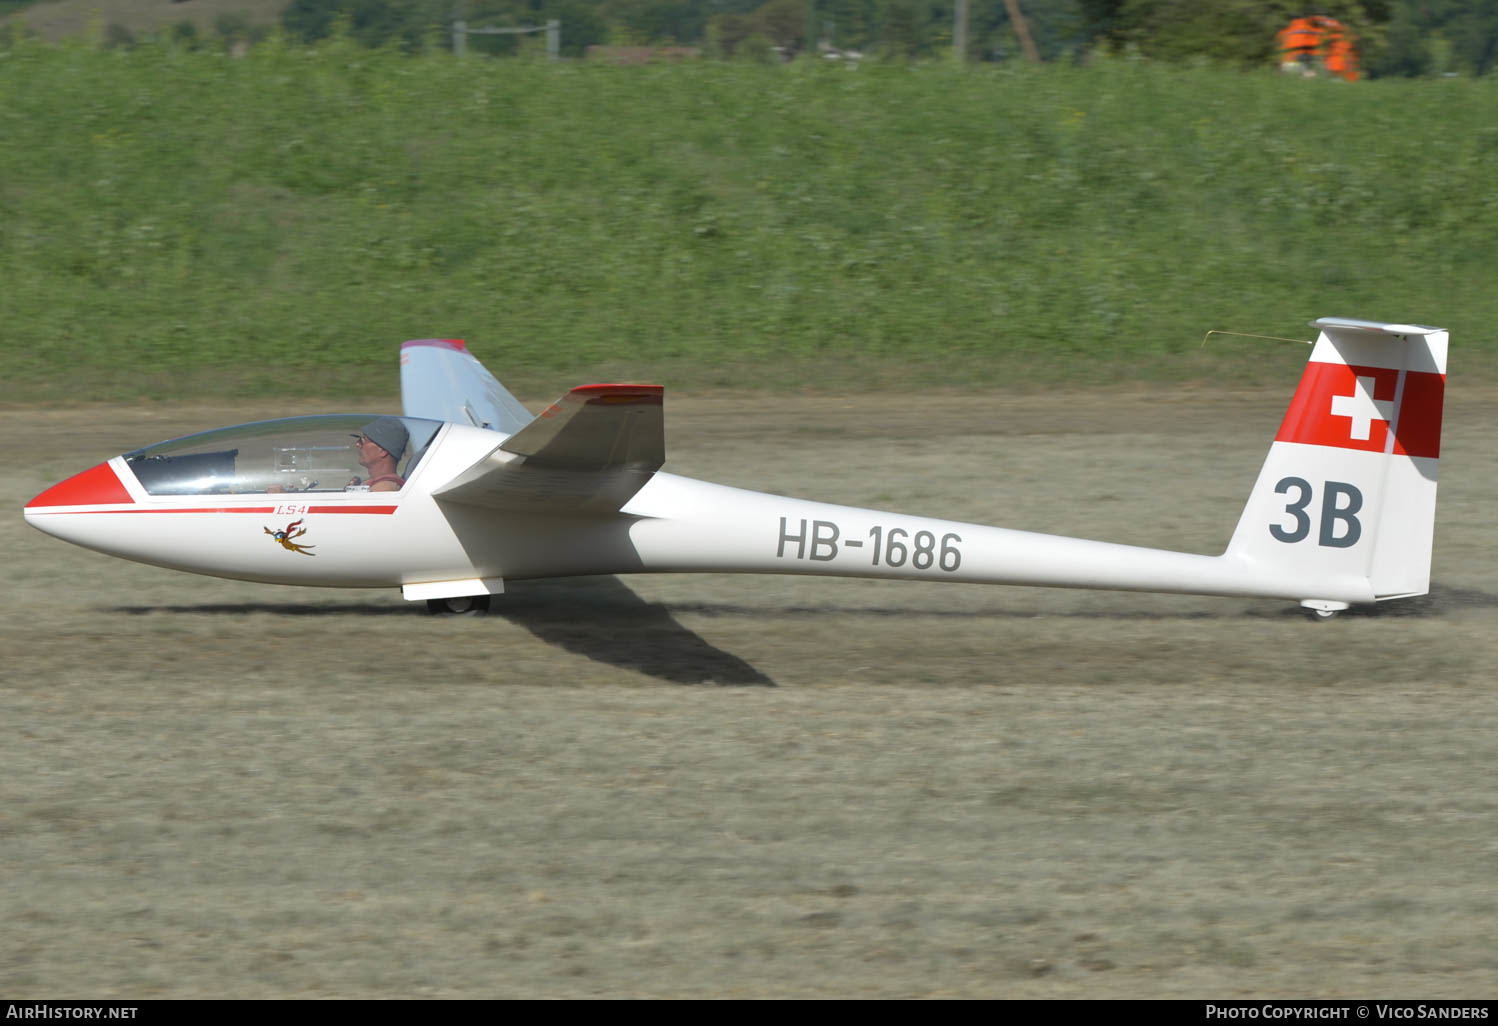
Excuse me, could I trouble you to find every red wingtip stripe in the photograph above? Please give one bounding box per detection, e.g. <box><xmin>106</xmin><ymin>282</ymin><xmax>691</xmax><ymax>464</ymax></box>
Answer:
<box><xmin>400</xmin><ymin>338</ymin><xmax>468</xmax><ymax>353</ymax></box>
<box><xmin>26</xmin><ymin>461</ymin><xmax>135</xmax><ymax>508</ymax></box>
<box><xmin>569</xmin><ymin>383</ymin><xmax>664</xmax><ymax>406</ymax></box>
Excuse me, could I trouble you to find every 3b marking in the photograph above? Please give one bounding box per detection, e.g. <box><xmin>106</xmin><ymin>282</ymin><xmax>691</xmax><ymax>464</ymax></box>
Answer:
<box><xmin>1270</xmin><ymin>478</ymin><xmax>1363</xmax><ymax>548</ymax></box>
<box><xmin>777</xmin><ymin>518</ymin><xmax>962</xmax><ymax>572</ymax></box>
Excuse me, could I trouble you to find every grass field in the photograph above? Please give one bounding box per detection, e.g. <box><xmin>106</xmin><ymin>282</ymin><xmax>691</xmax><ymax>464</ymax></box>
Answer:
<box><xmin>2</xmin><ymin>42</ymin><xmax>1497</xmax><ymax>400</ymax></box>
<box><xmin>7</xmin><ymin>366</ymin><xmax>1498</xmax><ymax>996</ymax></box>
<box><xmin>5</xmin><ymin>32</ymin><xmax>1497</xmax><ymax>998</ymax></box>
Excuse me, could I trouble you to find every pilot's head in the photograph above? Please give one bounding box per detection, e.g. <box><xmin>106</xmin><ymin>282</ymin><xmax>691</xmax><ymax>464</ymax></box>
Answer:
<box><xmin>354</xmin><ymin>417</ymin><xmax>408</xmax><ymax>466</ymax></box>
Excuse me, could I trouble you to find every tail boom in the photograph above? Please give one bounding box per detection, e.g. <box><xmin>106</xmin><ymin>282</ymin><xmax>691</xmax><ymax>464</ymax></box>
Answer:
<box><xmin>620</xmin><ymin>475</ymin><xmax>1377</xmax><ymax>604</ymax></box>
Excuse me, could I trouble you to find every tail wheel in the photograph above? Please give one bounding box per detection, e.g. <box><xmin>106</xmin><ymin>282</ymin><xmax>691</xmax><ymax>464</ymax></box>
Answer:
<box><xmin>1301</xmin><ymin>600</ymin><xmax>1349</xmax><ymax>622</ymax></box>
<box><xmin>427</xmin><ymin>595</ymin><xmax>491</xmax><ymax>616</ymax></box>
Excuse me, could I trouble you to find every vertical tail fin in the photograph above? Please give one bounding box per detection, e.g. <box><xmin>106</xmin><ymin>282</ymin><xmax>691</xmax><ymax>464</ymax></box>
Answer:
<box><xmin>1226</xmin><ymin>318</ymin><xmax>1447</xmax><ymax>607</ymax></box>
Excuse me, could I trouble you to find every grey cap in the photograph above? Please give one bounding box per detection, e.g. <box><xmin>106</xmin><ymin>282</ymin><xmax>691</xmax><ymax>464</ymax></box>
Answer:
<box><xmin>358</xmin><ymin>417</ymin><xmax>408</xmax><ymax>459</ymax></box>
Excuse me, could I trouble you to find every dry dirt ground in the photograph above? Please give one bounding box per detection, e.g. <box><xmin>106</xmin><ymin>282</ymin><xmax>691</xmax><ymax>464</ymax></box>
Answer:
<box><xmin>5</xmin><ymin>382</ymin><xmax>1498</xmax><ymax>998</ymax></box>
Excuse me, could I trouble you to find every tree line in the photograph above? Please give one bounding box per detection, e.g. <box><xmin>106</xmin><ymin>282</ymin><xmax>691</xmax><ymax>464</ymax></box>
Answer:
<box><xmin>8</xmin><ymin>0</ymin><xmax>1494</xmax><ymax>76</ymax></box>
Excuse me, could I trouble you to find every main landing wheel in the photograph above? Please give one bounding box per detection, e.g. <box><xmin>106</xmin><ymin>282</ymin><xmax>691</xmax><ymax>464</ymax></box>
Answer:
<box><xmin>1306</xmin><ymin>607</ymin><xmax>1340</xmax><ymax>622</ymax></box>
<box><xmin>427</xmin><ymin>595</ymin><xmax>491</xmax><ymax>616</ymax></box>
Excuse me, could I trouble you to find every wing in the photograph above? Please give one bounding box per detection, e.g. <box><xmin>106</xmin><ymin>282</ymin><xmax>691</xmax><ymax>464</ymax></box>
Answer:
<box><xmin>431</xmin><ymin>384</ymin><xmax>665</xmax><ymax>514</ymax></box>
<box><xmin>399</xmin><ymin>339</ymin><xmax>535</xmax><ymax>434</ymax></box>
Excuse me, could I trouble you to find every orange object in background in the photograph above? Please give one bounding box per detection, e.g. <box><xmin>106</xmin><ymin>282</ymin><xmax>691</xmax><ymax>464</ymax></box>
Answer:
<box><xmin>1277</xmin><ymin>15</ymin><xmax>1359</xmax><ymax>82</ymax></box>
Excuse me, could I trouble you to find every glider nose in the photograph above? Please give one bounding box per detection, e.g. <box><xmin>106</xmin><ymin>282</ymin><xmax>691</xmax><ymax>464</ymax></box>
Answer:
<box><xmin>26</xmin><ymin>460</ymin><xmax>134</xmax><ymax>510</ymax></box>
<box><xmin>24</xmin><ymin>460</ymin><xmax>135</xmax><ymax>536</ymax></box>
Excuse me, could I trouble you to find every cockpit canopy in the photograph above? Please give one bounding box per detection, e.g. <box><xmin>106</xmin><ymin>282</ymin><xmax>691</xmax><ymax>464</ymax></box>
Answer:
<box><xmin>123</xmin><ymin>415</ymin><xmax>443</xmax><ymax>496</ymax></box>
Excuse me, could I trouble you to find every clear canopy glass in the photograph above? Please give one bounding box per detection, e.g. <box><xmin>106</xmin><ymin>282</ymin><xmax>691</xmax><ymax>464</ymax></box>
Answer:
<box><xmin>123</xmin><ymin>415</ymin><xmax>443</xmax><ymax>496</ymax></box>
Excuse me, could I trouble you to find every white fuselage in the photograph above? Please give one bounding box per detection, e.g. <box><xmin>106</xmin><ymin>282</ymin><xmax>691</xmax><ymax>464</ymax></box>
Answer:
<box><xmin>23</xmin><ymin>422</ymin><xmax>1375</xmax><ymax>605</ymax></box>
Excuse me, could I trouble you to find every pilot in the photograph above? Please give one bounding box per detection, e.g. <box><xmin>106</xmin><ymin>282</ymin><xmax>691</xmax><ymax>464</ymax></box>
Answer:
<box><xmin>351</xmin><ymin>417</ymin><xmax>409</xmax><ymax>492</ymax></box>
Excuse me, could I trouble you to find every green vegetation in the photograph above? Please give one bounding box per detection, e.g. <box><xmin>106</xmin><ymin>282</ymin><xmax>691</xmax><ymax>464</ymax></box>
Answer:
<box><xmin>0</xmin><ymin>0</ymin><xmax>286</xmax><ymax>47</ymax></box>
<box><xmin>3</xmin><ymin>37</ymin><xmax>1497</xmax><ymax>401</ymax></box>
<box><xmin>6</xmin><ymin>1</ymin><xmax>1498</xmax><ymax>75</ymax></box>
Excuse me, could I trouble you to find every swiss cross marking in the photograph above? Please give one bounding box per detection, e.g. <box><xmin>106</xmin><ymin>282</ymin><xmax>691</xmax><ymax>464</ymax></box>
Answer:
<box><xmin>1329</xmin><ymin>375</ymin><xmax>1394</xmax><ymax>441</ymax></box>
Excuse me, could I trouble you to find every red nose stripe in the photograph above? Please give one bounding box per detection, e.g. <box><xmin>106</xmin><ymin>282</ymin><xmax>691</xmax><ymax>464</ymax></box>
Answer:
<box><xmin>25</xmin><ymin>461</ymin><xmax>134</xmax><ymax>508</ymax></box>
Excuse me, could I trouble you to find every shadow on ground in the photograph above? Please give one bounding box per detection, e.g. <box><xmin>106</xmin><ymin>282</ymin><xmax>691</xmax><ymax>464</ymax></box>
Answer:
<box><xmin>113</xmin><ymin>601</ymin><xmax>414</xmax><ymax>616</ymax></box>
<box><xmin>658</xmin><ymin>581</ymin><xmax>1498</xmax><ymax>622</ymax></box>
<box><xmin>111</xmin><ymin>576</ymin><xmax>777</xmax><ymax>687</ymax></box>
<box><xmin>496</xmin><ymin>577</ymin><xmax>776</xmax><ymax>686</ymax></box>
<box><xmin>1331</xmin><ymin>582</ymin><xmax>1498</xmax><ymax>618</ymax></box>
<box><xmin>106</xmin><ymin>581</ymin><xmax>1496</xmax><ymax>686</ymax></box>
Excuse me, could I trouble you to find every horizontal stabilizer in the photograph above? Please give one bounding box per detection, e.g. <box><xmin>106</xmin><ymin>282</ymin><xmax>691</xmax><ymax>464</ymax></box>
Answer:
<box><xmin>1310</xmin><ymin>317</ymin><xmax>1442</xmax><ymax>338</ymax></box>
<box><xmin>432</xmin><ymin>384</ymin><xmax>664</xmax><ymax>514</ymax></box>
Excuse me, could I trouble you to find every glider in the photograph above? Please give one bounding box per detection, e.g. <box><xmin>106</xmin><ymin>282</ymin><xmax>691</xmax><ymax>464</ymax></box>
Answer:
<box><xmin>24</xmin><ymin>318</ymin><xmax>1446</xmax><ymax>619</ymax></box>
